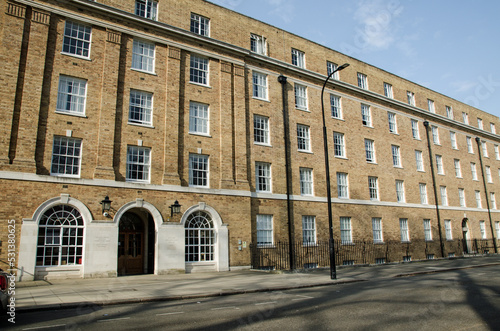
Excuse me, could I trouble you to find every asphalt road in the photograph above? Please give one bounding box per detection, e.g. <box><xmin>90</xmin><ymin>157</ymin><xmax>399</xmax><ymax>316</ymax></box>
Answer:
<box><xmin>3</xmin><ymin>265</ymin><xmax>500</xmax><ymax>330</ymax></box>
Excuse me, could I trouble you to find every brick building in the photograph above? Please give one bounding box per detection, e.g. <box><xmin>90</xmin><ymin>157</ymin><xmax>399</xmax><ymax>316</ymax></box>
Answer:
<box><xmin>0</xmin><ymin>0</ymin><xmax>499</xmax><ymax>281</ymax></box>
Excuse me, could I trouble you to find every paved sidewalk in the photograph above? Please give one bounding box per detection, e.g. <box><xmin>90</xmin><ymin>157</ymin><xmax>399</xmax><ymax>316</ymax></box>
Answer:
<box><xmin>14</xmin><ymin>255</ymin><xmax>500</xmax><ymax>312</ymax></box>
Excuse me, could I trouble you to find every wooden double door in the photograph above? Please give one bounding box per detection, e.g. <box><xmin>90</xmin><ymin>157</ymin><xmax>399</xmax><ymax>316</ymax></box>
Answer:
<box><xmin>118</xmin><ymin>212</ymin><xmax>145</xmax><ymax>276</ymax></box>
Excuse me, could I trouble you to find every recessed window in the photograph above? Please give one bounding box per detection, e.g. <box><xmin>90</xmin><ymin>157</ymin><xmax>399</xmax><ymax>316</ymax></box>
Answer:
<box><xmin>440</xmin><ymin>186</ymin><xmax>448</xmax><ymax>206</ymax></box>
<box><xmin>427</xmin><ymin>99</ymin><xmax>435</xmax><ymax>113</ymax></box>
<box><xmin>129</xmin><ymin>89</ymin><xmax>153</xmax><ymax>126</ymax></box>
<box><xmin>458</xmin><ymin>188</ymin><xmax>466</xmax><ymax>207</ymax></box>
<box><xmin>466</xmin><ymin>136</ymin><xmax>474</xmax><ymax>153</ymax></box>
<box><xmin>333</xmin><ymin>132</ymin><xmax>345</xmax><ymax>158</ymax></box>
<box><xmin>190</xmin><ymin>54</ymin><xmax>209</xmax><ymax>85</ymax></box>
<box><xmin>126</xmin><ymin>146</ymin><xmax>151</xmax><ymax>183</ymax></box>
<box><xmin>361</xmin><ymin>104</ymin><xmax>371</xmax><ymax>126</ymax></box>
<box><xmin>392</xmin><ymin>145</ymin><xmax>401</xmax><ymax>167</ymax></box>
<box><xmin>250</xmin><ymin>34</ymin><xmax>266</xmax><ymax>55</ymax></box>
<box><xmin>436</xmin><ymin>155</ymin><xmax>444</xmax><ymax>175</ymax></box>
<box><xmin>384</xmin><ymin>83</ymin><xmax>393</xmax><ymax>98</ymax></box>
<box><xmin>327</xmin><ymin>62</ymin><xmax>339</xmax><ymax>79</ymax></box>
<box><xmin>411</xmin><ymin>119</ymin><xmax>420</xmax><ymax>139</ymax></box>
<box><xmin>450</xmin><ymin>131</ymin><xmax>458</xmax><ymax>149</ymax></box>
<box><xmin>257</xmin><ymin>214</ymin><xmax>273</xmax><ymax>246</ymax></box>
<box><xmin>486</xmin><ymin>166</ymin><xmax>492</xmax><ymax>183</ymax></box>
<box><xmin>419</xmin><ymin>183</ymin><xmax>428</xmax><ymax>205</ymax></box>
<box><xmin>462</xmin><ymin>112</ymin><xmax>469</xmax><ymax>124</ymax></box>
<box><xmin>495</xmin><ymin>145</ymin><xmax>500</xmax><ymax>160</ymax></box>
<box><xmin>400</xmin><ymin>218</ymin><xmax>410</xmax><ymax>242</ymax></box>
<box><xmin>132</xmin><ymin>39</ymin><xmax>155</xmax><ymax>73</ymax></box>
<box><xmin>491</xmin><ymin>192</ymin><xmax>496</xmax><ymax>209</ymax></box>
<box><xmin>56</xmin><ymin>75</ymin><xmax>87</xmax><ymax>115</ymax></box>
<box><xmin>189</xmin><ymin>154</ymin><xmax>209</xmax><ymax>187</ymax></box>
<box><xmin>302</xmin><ymin>216</ymin><xmax>316</xmax><ymax>245</ymax></box>
<box><xmin>431</xmin><ymin>125</ymin><xmax>440</xmax><ymax>145</ymax></box>
<box><xmin>368</xmin><ymin>176</ymin><xmax>379</xmax><ymax>200</ymax></box>
<box><xmin>480</xmin><ymin>221</ymin><xmax>486</xmax><ymax>239</ymax></box>
<box><xmin>185</xmin><ymin>211</ymin><xmax>214</xmax><ymax>262</ymax></box>
<box><xmin>471</xmin><ymin>162</ymin><xmax>478</xmax><ymax>181</ymax></box>
<box><xmin>388</xmin><ymin>112</ymin><xmax>397</xmax><ymax>133</ymax></box>
<box><xmin>407</xmin><ymin>91</ymin><xmax>415</xmax><ymax>106</ymax></box>
<box><xmin>446</xmin><ymin>106</ymin><xmax>453</xmax><ymax>119</ymax></box>
<box><xmin>445</xmin><ymin>220</ymin><xmax>453</xmax><ymax>240</ymax></box>
<box><xmin>299</xmin><ymin>168</ymin><xmax>313</xmax><ymax>196</ymax></box>
<box><xmin>477</xmin><ymin>118</ymin><xmax>483</xmax><ymax>130</ymax></box>
<box><xmin>415</xmin><ymin>150</ymin><xmax>424</xmax><ymax>172</ymax></box>
<box><xmin>297</xmin><ymin>124</ymin><xmax>311</xmax><ymax>152</ymax></box>
<box><xmin>481</xmin><ymin>141</ymin><xmax>489</xmax><ymax>157</ymax></box>
<box><xmin>294</xmin><ymin>84</ymin><xmax>308</xmax><ymax>110</ymax></box>
<box><xmin>357</xmin><ymin>73</ymin><xmax>368</xmax><ymax>89</ymax></box>
<box><xmin>365</xmin><ymin>139</ymin><xmax>376</xmax><ymax>163</ymax></box>
<box><xmin>340</xmin><ymin>217</ymin><xmax>352</xmax><ymax>244</ymax></box>
<box><xmin>62</xmin><ymin>21</ymin><xmax>91</xmax><ymax>58</ymax></box>
<box><xmin>454</xmin><ymin>159</ymin><xmax>462</xmax><ymax>178</ymax></box>
<box><xmin>491</xmin><ymin>123</ymin><xmax>496</xmax><ymax>134</ymax></box>
<box><xmin>396</xmin><ymin>180</ymin><xmax>405</xmax><ymax>202</ymax></box>
<box><xmin>291</xmin><ymin>48</ymin><xmax>305</xmax><ymax>68</ymax></box>
<box><xmin>252</xmin><ymin>72</ymin><xmax>268</xmax><ymax>100</ymax></box>
<box><xmin>51</xmin><ymin>136</ymin><xmax>82</xmax><ymax>177</ymax></box>
<box><xmin>190</xmin><ymin>13</ymin><xmax>210</xmax><ymax>36</ymax></box>
<box><xmin>475</xmin><ymin>190</ymin><xmax>482</xmax><ymax>208</ymax></box>
<box><xmin>189</xmin><ymin>101</ymin><xmax>209</xmax><ymax>135</ymax></box>
<box><xmin>135</xmin><ymin>0</ymin><xmax>158</xmax><ymax>20</ymax></box>
<box><xmin>330</xmin><ymin>95</ymin><xmax>342</xmax><ymax>119</ymax></box>
<box><xmin>424</xmin><ymin>219</ymin><xmax>432</xmax><ymax>241</ymax></box>
<box><xmin>254</xmin><ymin>115</ymin><xmax>270</xmax><ymax>145</ymax></box>
<box><xmin>337</xmin><ymin>172</ymin><xmax>349</xmax><ymax>199</ymax></box>
<box><xmin>255</xmin><ymin>162</ymin><xmax>271</xmax><ymax>193</ymax></box>
<box><xmin>372</xmin><ymin>218</ymin><xmax>383</xmax><ymax>243</ymax></box>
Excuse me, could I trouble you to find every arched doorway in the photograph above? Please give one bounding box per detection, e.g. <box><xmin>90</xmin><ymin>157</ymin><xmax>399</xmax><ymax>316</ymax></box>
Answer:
<box><xmin>462</xmin><ymin>218</ymin><xmax>471</xmax><ymax>254</ymax></box>
<box><xmin>118</xmin><ymin>210</ymin><xmax>155</xmax><ymax>276</ymax></box>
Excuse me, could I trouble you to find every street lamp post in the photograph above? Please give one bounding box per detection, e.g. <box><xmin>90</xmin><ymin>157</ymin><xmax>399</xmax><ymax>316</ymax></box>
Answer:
<box><xmin>320</xmin><ymin>63</ymin><xmax>349</xmax><ymax>280</ymax></box>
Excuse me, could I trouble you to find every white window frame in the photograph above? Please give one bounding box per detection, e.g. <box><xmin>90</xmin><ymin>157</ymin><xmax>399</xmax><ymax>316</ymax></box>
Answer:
<box><xmin>327</xmin><ymin>61</ymin><xmax>340</xmax><ymax>80</ymax></box>
<box><xmin>361</xmin><ymin>104</ymin><xmax>371</xmax><ymax>126</ymax></box>
<box><xmin>365</xmin><ymin>139</ymin><xmax>376</xmax><ymax>163</ymax></box>
<box><xmin>424</xmin><ymin>219</ymin><xmax>432</xmax><ymax>241</ymax></box>
<box><xmin>56</xmin><ymin>75</ymin><xmax>87</xmax><ymax>115</ymax></box>
<box><xmin>466</xmin><ymin>136</ymin><xmax>474</xmax><ymax>153</ymax></box>
<box><xmin>255</xmin><ymin>162</ymin><xmax>272</xmax><ymax>193</ymax></box>
<box><xmin>129</xmin><ymin>89</ymin><xmax>153</xmax><ymax>126</ymax></box>
<box><xmin>392</xmin><ymin>145</ymin><xmax>401</xmax><ymax>167</ymax></box>
<box><xmin>458</xmin><ymin>188</ymin><xmax>466</xmax><ymax>207</ymax></box>
<box><xmin>135</xmin><ymin>0</ymin><xmax>158</xmax><ymax>20</ymax></box>
<box><xmin>440</xmin><ymin>186</ymin><xmax>448</xmax><ymax>206</ymax></box>
<box><xmin>297</xmin><ymin>124</ymin><xmax>311</xmax><ymax>152</ymax></box>
<box><xmin>400</xmin><ymin>218</ymin><xmax>410</xmax><ymax>242</ymax></box>
<box><xmin>190</xmin><ymin>54</ymin><xmax>209</xmax><ymax>86</ymax></box>
<box><xmin>475</xmin><ymin>190</ymin><xmax>482</xmax><ymax>208</ymax></box>
<box><xmin>491</xmin><ymin>123</ymin><xmax>496</xmax><ymax>134</ymax></box>
<box><xmin>436</xmin><ymin>155</ymin><xmax>444</xmax><ymax>175</ymax></box>
<box><xmin>419</xmin><ymin>183</ymin><xmax>428</xmax><ymax>205</ymax></box>
<box><xmin>450</xmin><ymin>131</ymin><xmax>458</xmax><ymax>149</ymax></box>
<box><xmin>372</xmin><ymin>218</ymin><xmax>383</xmax><ymax>243</ymax></box>
<box><xmin>445</xmin><ymin>220</ymin><xmax>453</xmax><ymax>240</ymax></box>
<box><xmin>477</xmin><ymin>118</ymin><xmax>483</xmax><ymax>130</ymax></box>
<box><xmin>491</xmin><ymin>192</ymin><xmax>497</xmax><ymax>209</ymax></box>
<box><xmin>396</xmin><ymin>180</ymin><xmax>405</xmax><ymax>202</ymax></box>
<box><xmin>250</xmin><ymin>34</ymin><xmax>266</xmax><ymax>55</ymax></box>
<box><xmin>337</xmin><ymin>172</ymin><xmax>349</xmax><ymax>199</ymax></box>
<box><xmin>357</xmin><ymin>73</ymin><xmax>368</xmax><ymax>89</ymax></box>
<box><xmin>189</xmin><ymin>101</ymin><xmax>209</xmax><ymax>135</ymax></box>
<box><xmin>482</xmin><ymin>141</ymin><xmax>489</xmax><ymax>157</ymax></box>
<box><xmin>388</xmin><ymin>112</ymin><xmax>398</xmax><ymax>134</ymax></box>
<box><xmin>330</xmin><ymin>94</ymin><xmax>342</xmax><ymax>119</ymax></box>
<box><xmin>132</xmin><ymin>39</ymin><xmax>155</xmax><ymax>73</ymax></box>
<box><xmin>190</xmin><ymin>13</ymin><xmax>210</xmax><ymax>36</ymax></box>
<box><xmin>471</xmin><ymin>162</ymin><xmax>478</xmax><ymax>181</ymax></box>
<box><xmin>254</xmin><ymin>115</ymin><xmax>270</xmax><ymax>145</ymax></box>
<box><xmin>50</xmin><ymin>136</ymin><xmax>82</xmax><ymax>178</ymax></box>
<box><xmin>431</xmin><ymin>125</ymin><xmax>440</xmax><ymax>145</ymax></box>
<box><xmin>252</xmin><ymin>71</ymin><xmax>268</xmax><ymax>100</ymax></box>
<box><xmin>462</xmin><ymin>112</ymin><xmax>469</xmax><ymax>124</ymax></box>
<box><xmin>479</xmin><ymin>221</ymin><xmax>486</xmax><ymax>239</ymax></box>
<box><xmin>368</xmin><ymin>176</ymin><xmax>379</xmax><ymax>201</ymax></box>
<box><xmin>415</xmin><ymin>150</ymin><xmax>424</xmax><ymax>172</ymax></box>
<box><xmin>294</xmin><ymin>84</ymin><xmax>308</xmax><ymax>110</ymax></box>
<box><xmin>302</xmin><ymin>216</ymin><xmax>316</xmax><ymax>244</ymax></box>
<box><xmin>411</xmin><ymin>119</ymin><xmax>420</xmax><ymax>139</ymax></box>
<box><xmin>256</xmin><ymin>214</ymin><xmax>273</xmax><ymax>247</ymax></box>
<box><xmin>384</xmin><ymin>82</ymin><xmax>393</xmax><ymax>98</ymax></box>
<box><xmin>126</xmin><ymin>146</ymin><xmax>151</xmax><ymax>183</ymax></box>
<box><xmin>340</xmin><ymin>217</ymin><xmax>352</xmax><ymax>244</ymax></box>
<box><xmin>291</xmin><ymin>48</ymin><xmax>305</xmax><ymax>68</ymax></box>
<box><xmin>299</xmin><ymin>168</ymin><xmax>314</xmax><ymax>196</ymax></box>
<box><xmin>486</xmin><ymin>166</ymin><xmax>493</xmax><ymax>183</ymax></box>
<box><xmin>427</xmin><ymin>99</ymin><xmax>435</xmax><ymax>113</ymax></box>
<box><xmin>189</xmin><ymin>154</ymin><xmax>209</xmax><ymax>188</ymax></box>
<box><xmin>454</xmin><ymin>159</ymin><xmax>462</xmax><ymax>178</ymax></box>
<box><xmin>495</xmin><ymin>221</ymin><xmax>500</xmax><ymax>239</ymax></box>
<box><xmin>495</xmin><ymin>145</ymin><xmax>500</xmax><ymax>160</ymax></box>
<box><xmin>62</xmin><ymin>21</ymin><xmax>91</xmax><ymax>58</ymax></box>
<box><xmin>333</xmin><ymin>132</ymin><xmax>345</xmax><ymax>158</ymax></box>
<box><xmin>407</xmin><ymin>91</ymin><xmax>415</xmax><ymax>106</ymax></box>
<box><xmin>446</xmin><ymin>106</ymin><xmax>453</xmax><ymax>119</ymax></box>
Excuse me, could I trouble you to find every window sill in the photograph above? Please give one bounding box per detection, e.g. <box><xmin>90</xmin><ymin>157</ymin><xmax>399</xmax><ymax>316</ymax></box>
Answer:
<box><xmin>257</xmin><ymin>245</ymin><xmax>275</xmax><ymax>249</ymax></box>
<box><xmin>189</xmin><ymin>81</ymin><xmax>211</xmax><ymax>88</ymax></box>
<box><xmin>331</xmin><ymin>117</ymin><xmax>344</xmax><ymax>121</ymax></box>
<box><xmin>131</xmin><ymin>68</ymin><xmax>157</xmax><ymax>75</ymax></box>
<box><xmin>362</xmin><ymin>125</ymin><xmax>374</xmax><ymax>129</ymax></box>
<box><xmin>126</xmin><ymin>179</ymin><xmax>151</xmax><ymax>184</ymax></box>
<box><xmin>50</xmin><ymin>174</ymin><xmax>81</xmax><ymax>179</ymax></box>
<box><xmin>252</xmin><ymin>96</ymin><xmax>270</xmax><ymax>103</ymax></box>
<box><xmin>296</xmin><ymin>107</ymin><xmax>310</xmax><ymax>112</ymax></box>
<box><xmin>366</xmin><ymin>161</ymin><xmax>377</xmax><ymax>164</ymax></box>
<box><xmin>334</xmin><ymin>156</ymin><xmax>348</xmax><ymax>160</ymax></box>
<box><xmin>298</xmin><ymin>150</ymin><xmax>313</xmax><ymax>154</ymax></box>
<box><xmin>189</xmin><ymin>132</ymin><xmax>212</xmax><ymax>138</ymax></box>
<box><xmin>393</xmin><ymin>165</ymin><xmax>403</xmax><ymax>169</ymax></box>
<box><xmin>128</xmin><ymin>122</ymin><xmax>155</xmax><ymax>129</ymax></box>
<box><xmin>61</xmin><ymin>52</ymin><xmax>91</xmax><ymax>61</ymax></box>
<box><xmin>254</xmin><ymin>142</ymin><xmax>272</xmax><ymax>147</ymax></box>
<box><xmin>389</xmin><ymin>131</ymin><xmax>399</xmax><ymax>135</ymax></box>
<box><xmin>55</xmin><ymin>111</ymin><xmax>87</xmax><ymax>118</ymax></box>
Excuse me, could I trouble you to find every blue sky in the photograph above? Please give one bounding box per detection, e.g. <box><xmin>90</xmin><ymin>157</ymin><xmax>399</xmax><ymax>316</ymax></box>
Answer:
<box><xmin>209</xmin><ymin>0</ymin><xmax>500</xmax><ymax>119</ymax></box>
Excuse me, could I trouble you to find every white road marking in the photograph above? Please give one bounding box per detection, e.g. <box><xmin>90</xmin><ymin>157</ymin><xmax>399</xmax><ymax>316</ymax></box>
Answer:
<box><xmin>211</xmin><ymin>306</ymin><xmax>240</xmax><ymax>310</ymax></box>
<box><xmin>97</xmin><ymin>317</ymin><xmax>131</xmax><ymax>322</ymax></box>
<box><xmin>156</xmin><ymin>312</ymin><xmax>185</xmax><ymax>316</ymax></box>
<box><xmin>255</xmin><ymin>301</ymin><xmax>277</xmax><ymax>305</ymax></box>
<box><xmin>292</xmin><ymin>295</ymin><xmax>314</xmax><ymax>301</ymax></box>
<box><xmin>22</xmin><ymin>325</ymin><xmax>67</xmax><ymax>331</ymax></box>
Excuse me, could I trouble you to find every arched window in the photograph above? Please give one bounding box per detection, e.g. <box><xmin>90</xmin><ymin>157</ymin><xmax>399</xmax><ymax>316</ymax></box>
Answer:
<box><xmin>185</xmin><ymin>211</ymin><xmax>215</xmax><ymax>262</ymax></box>
<box><xmin>36</xmin><ymin>205</ymin><xmax>84</xmax><ymax>266</ymax></box>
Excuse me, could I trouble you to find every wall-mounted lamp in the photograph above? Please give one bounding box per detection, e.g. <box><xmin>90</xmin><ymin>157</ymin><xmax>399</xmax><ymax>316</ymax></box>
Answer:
<box><xmin>100</xmin><ymin>196</ymin><xmax>112</xmax><ymax>217</ymax></box>
<box><xmin>169</xmin><ymin>200</ymin><xmax>182</xmax><ymax>217</ymax></box>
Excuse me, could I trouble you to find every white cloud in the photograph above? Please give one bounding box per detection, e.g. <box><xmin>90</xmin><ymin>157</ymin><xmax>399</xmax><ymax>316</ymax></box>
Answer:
<box><xmin>451</xmin><ymin>80</ymin><xmax>478</xmax><ymax>93</ymax></box>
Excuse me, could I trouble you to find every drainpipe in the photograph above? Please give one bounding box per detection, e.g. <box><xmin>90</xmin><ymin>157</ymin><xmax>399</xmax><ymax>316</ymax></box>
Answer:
<box><xmin>475</xmin><ymin>137</ymin><xmax>498</xmax><ymax>253</ymax></box>
<box><xmin>278</xmin><ymin>74</ymin><xmax>294</xmax><ymax>270</ymax></box>
<box><xmin>423</xmin><ymin>121</ymin><xmax>445</xmax><ymax>258</ymax></box>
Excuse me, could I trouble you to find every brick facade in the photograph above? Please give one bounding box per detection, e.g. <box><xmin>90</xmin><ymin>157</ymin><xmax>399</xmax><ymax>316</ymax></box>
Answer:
<box><xmin>0</xmin><ymin>0</ymin><xmax>499</xmax><ymax>280</ymax></box>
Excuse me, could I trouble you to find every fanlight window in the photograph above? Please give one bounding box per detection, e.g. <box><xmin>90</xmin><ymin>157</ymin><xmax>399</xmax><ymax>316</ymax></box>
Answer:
<box><xmin>185</xmin><ymin>211</ymin><xmax>215</xmax><ymax>262</ymax></box>
<box><xmin>36</xmin><ymin>205</ymin><xmax>84</xmax><ymax>266</ymax></box>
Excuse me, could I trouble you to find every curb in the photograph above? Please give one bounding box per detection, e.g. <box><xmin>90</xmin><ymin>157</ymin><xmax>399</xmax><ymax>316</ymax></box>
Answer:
<box><xmin>393</xmin><ymin>262</ymin><xmax>500</xmax><ymax>278</ymax></box>
<box><xmin>16</xmin><ymin>278</ymin><xmax>364</xmax><ymax>313</ymax></box>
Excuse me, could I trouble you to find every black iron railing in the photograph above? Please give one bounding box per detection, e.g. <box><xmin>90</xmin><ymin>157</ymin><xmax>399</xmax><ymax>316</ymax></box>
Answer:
<box><xmin>250</xmin><ymin>239</ymin><xmax>498</xmax><ymax>270</ymax></box>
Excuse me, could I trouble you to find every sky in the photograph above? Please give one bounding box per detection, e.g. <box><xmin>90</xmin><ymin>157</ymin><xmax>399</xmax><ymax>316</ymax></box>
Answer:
<box><xmin>209</xmin><ymin>0</ymin><xmax>500</xmax><ymax>119</ymax></box>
